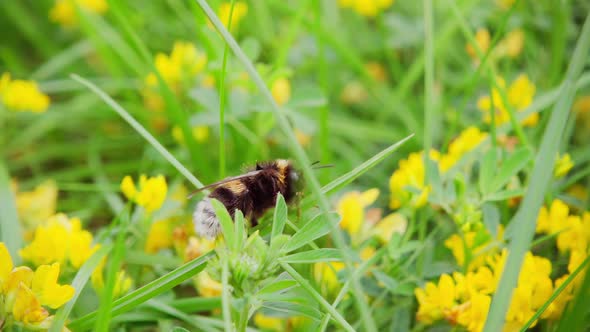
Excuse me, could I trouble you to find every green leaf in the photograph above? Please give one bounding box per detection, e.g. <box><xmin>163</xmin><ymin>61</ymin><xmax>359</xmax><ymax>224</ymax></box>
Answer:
<box><xmin>282</xmin><ymin>212</ymin><xmax>341</xmax><ymax>253</ymax></box>
<box><xmin>257</xmin><ymin>280</ymin><xmax>298</xmax><ymax>297</ymax></box>
<box><xmin>479</xmin><ymin>148</ymin><xmax>496</xmax><ymax>195</ymax></box>
<box><xmin>234</xmin><ymin>209</ymin><xmax>245</xmax><ymax>253</ymax></box>
<box><xmin>262</xmin><ymin>301</ymin><xmax>322</xmax><ymax>321</ymax></box>
<box><xmin>280</xmin><ymin>248</ymin><xmax>343</xmax><ymax>264</ymax></box>
<box><xmin>50</xmin><ymin>245</ymin><xmax>112</xmax><ymax>332</ymax></box>
<box><xmin>0</xmin><ymin>160</ymin><xmax>22</xmax><ymax>263</ymax></box>
<box><xmin>271</xmin><ymin>193</ymin><xmax>288</xmax><ymax>243</ymax></box>
<box><xmin>482</xmin><ymin>203</ymin><xmax>500</xmax><ymax>238</ymax></box>
<box><xmin>210</xmin><ymin>198</ymin><xmax>235</xmax><ymax>248</ymax></box>
<box><xmin>68</xmin><ymin>251</ymin><xmax>214</xmax><ymax>330</ymax></box>
<box><xmin>489</xmin><ymin>147</ymin><xmax>533</xmax><ymax>193</ymax></box>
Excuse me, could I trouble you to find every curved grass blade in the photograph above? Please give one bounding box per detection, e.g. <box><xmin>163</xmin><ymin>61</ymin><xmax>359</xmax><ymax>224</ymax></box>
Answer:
<box><xmin>0</xmin><ymin>160</ymin><xmax>22</xmax><ymax>264</ymax></box>
<box><xmin>68</xmin><ymin>251</ymin><xmax>214</xmax><ymax>330</ymax></box>
<box><xmin>70</xmin><ymin>74</ymin><xmax>204</xmax><ymax>190</ymax></box>
<box><xmin>49</xmin><ymin>245</ymin><xmax>112</xmax><ymax>332</ymax></box>
<box><xmin>483</xmin><ymin>13</ymin><xmax>590</xmax><ymax>332</ymax></box>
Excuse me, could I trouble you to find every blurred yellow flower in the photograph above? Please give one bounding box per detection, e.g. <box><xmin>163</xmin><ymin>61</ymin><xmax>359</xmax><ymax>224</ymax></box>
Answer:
<box><xmin>339</xmin><ymin>0</ymin><xmax>395</xmax><ymax>17</ymax></box>
<box><xmin>466</xmin><ymin>28</ymin><xmax>491</xmax><ymax>59</ymax></box>
<box><xmin>184</xmin><ymin>236</ymin><xmax>216</xmax><ymax>262</ymax></box>
<box><xmin>145</xmin><ymin>41</ymin><xmax>207</xmax><ymax>91</ymax></box>
<box><xmin>172</xmin><ymin>125</ymin><xmax>210</xmax><ymax>145</ymax></box>
<box><xmin>456</xmin><ymin>292</ymin><xmax>490</xmax><ymax>332</ymax></box>
<box><xmin>415</xmin><ymin>274</ymin><xmax>457</xmax><ymax>324</ymax></box>
<box><xmin>49</xmin><ymin>0</ymin><xmax>108</xmax><ymax>27</ymax></box>
<box><xmin>340</xmin><ymin>81</ymin><xmax>368</xmax><ymax>105</ymax></box>
<box><xmin>91</xmin><ymin>258</ymin><xmax>133</xmax><ymax>298</ymax></box>
<box><xmin>477</xmin><ymin>74</ymin><xmax>537</xmax><ymax>127</ymax></box>
<box><xmin>145</xmin><ymin>220</ymin><xmax>172</xmax><ymax>254</ymax></box>
<box><xmin>253</xmin><ymin>312</ymin><xmax>284</xmax><ymax>331</ymax></box>
<box><xmin>365</xmin><ymin>61</ymin><xmax>388</xmax><ymax>82</ymax></box>
<box><xmin>20</xmin><ymin>213</ymin><xmax>99</xmax><ymax>269</ymax></box>
<box><xmin>0</xmin><ymin>243</ymin><xmax>74</xmax><ymax>330</ymax></box>
<box><xmin>556</xmin><ymin>215</ymin><xmax>588</xmax><ymax>253</ymax></box>
<box><xmin>294</xmin><ymin>128</ymin><xmax>312</xmax><ymax>147</ymax></box>
<box><xmin>440</xmin><ymin>126</ymin><xmax>487</xmax><ymax>171</ymax></box>
<box><xmin>120</xmin><ymin>174</ymin><xmax>168</xmax><ymax>213</ymax></box>
<box><xmin>389</xmin><ymin>151</ymin><xmax>438</xmax><ymax>209</ymax></box>
<box><xmin>196</xmin><ymin>271</ymin><xmax>222</xmax><ymax>297</ymax></box>
<box><xmin>336</xmin><ymin>188</ymin><xmax>379</xmax><ymax>236</ymax></box>
<box><xmin>496</xmin><ymin>29</ymin><xmax>525</xmax><ymax>58</ymax></box>
<box><xmin>313</xmin><ymin>261</ymin><xmax>345</xmax><ymax>296</ymax></box>
<box><xmin>218</xmin><ymin>1</ymin><xmax>248</xmax><ymax>30</ymax></box>
<box><xmin>271</xmin><ymin>77</ymin><xmax>291</xmax><ymax>106</ymax></box>
<box><xmin>373</xmin><ymin>212</ymin><xmax>407</xmax><ymax>243</ymax></box>
<box><xmin>535</xmin><ymin>199</ymin><xmax>570</xmax><ymax>235</ymax></box>
<box><xmin>13</xmin><ymin>179</ymin><xmax>58</xmax><ymax>233</ymax></box>
<box><xmin>497</xmin><ymin>0</ymin><xmax>516</xmax><ymax>9</ymax></box>
<box><xmin>554</xmin><ymin>153</ymin><xmax>574</xmax><ymax>178</ymax></box>
<box><xmin>0</xmin><ymin>73</ymin><xmax>50</xmax><ymax>113</ymax></box>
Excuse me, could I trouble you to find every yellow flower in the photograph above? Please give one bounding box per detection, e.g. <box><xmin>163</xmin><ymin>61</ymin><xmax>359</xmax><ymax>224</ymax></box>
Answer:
<box><xmin>554</xmin><ymin>153</ymin><xmax>574</xmax><ymax>178</ymax></box>
<box><xmin>497</xmin><ymin>0</ymin><xmax>516</xmax><ymax>10</ymax></box>
<box><xmin>365</xmin><ymin>61</ymin><xmax>388</xmax><ymax>82</ymax></box>
<box><xmin>145</xmin><ymin>41</ymin><xmax>207</xmax><ymax>90</ymax></box>
<box><xmin>172</xmin><ymin>125</ymin><xmax>210</xmax><ymax>145</ymax></box>
<box><xmin>145</xmin><ymin>220</ymin><xmax>172</xmax><ymax>254</ymax></box>
<box><xmin>373</xmin><ymin>212</ymin><xmax>407</xmax><ymax>243</ymax></box>
<box><xmin>456</xmin><ymin>293</ymin><xmax>491</xmax><ymax>332</ymax></box>
<box><xmin>20</xmin><ymin>213</ymin><xmax>99</xmax><ymax>269</ymax></box>
<box><xmin>313</xmin><ymin>262</ymin><xmax>345</xmax><ymax>296</ymax></box>
<box><xmin>31</xmin><ymin>263</ymin><xmax>75</xmax><ymax>309</ymax></box>
<box><xmin>14</xmin><ymin>180</ymin><xmax>58</xmax><ymax>232</ymax></box>
<box><xmin>0</xmin><ymin>243</ymin><xmax>74</xmax><ymax>330</ymax></box>
<box><xmin>339</xmin><ymin>0</ymin><xmax>395</xmax><ymax>17</ymax></box>
<box><xmin>556</xmin><ymin>215</ymin><xmax>588</xmax><ymax>253</ymax></box>
<box><xmin>466</xmin><ymin>28</ymin><xmax>491</xmax><ymax>59</ymax></box>
<box><xmin>567</xmin><ymin>184</ymin><xmax>588</xmax><ymax>203</ymax></box>
<box><xmin>389</xmin><ymin>151</ymin><xmax>438</xmax><ymax>209</ymax></box>
<box><xmin>120</xmin><ymin>175</ymin><xmax>168</xmax><ymax>213</ymax></box>
<box><xmin>336</xmin><ymin>188</ymin><xmax>379</xmax><ymax>236</ymax></box>
<box><xmin>477</xmin><ymin>74</ymin><xmax>537</xmax><ymax>127</ymax></box>
<box><xmin>535</xmin><ymin>199</ymin><xmax>570</xmax><ymax>235</ymax></box>
<box><xmin>271</xmin><ymin>77</ymin><xmax>291</xmax><ymax>106</ymax></box>
<box><xmin>196</xmin><ymin>271</ymin><xmax>223</xmax><ymax>297</ymax></box>
<box><xmin>253</xmin><ymin>312</ymin><xmax>284</xmax><ymax>331</ymax></box>
<box><xmin>496</xmin><ymin>29</ymin><xmax>525</xmax><ymax>58</ymax></box>
<box><xmin>184</xmin><ymin>236</ymin><xmax>216</xmax><ymax>262</ymax></box>
<box><xmin>294</xmin><ymin>128</ymin><xmax>312</xmax><ymax>147</ymax></box>
<box><xmin>414</xmin><ymin>274</ymin><xmax>457</xmax><ymax>324</ymax></box>
<box><xmin>340</xmin><ymin>81</ymin><xmax>368</xmax><ymax>105</ymax></box>
<box><xmin>0</xmin><ymin>73</ymin><xmax>50</xmax><ymax>113</ymax></box>
<box><xmin>440</xmin><ymin>126</ymin><xmax>487</xmax><ymax>171</ymax></box>
<box><xmin>49</xmin><ymin>0</ymin><xmax>108</xmax><ymax>27</ymax></box>
<box><xmin>91</xmin><ymin>258</ymin><xmax>133</xmax><ymax>298</ymax></box>
<box><xmin>218</xmin><ymin>1</ymin><xmax>248</xmax><ymax>30</ymax></box>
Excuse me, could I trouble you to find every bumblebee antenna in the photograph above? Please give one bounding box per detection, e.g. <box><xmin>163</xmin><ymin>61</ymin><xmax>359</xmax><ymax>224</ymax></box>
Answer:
<box><xmin>311</xmin><ymin>163</ymin><xmax>334</xmax><ymax>170</ymax></box>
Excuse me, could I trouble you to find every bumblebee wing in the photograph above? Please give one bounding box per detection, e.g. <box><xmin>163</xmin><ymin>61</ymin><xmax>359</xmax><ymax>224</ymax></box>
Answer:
<box><xmin>187</xmin><ymin>170</ymin><xmax>262</xmax><ymax>198</ymax></box>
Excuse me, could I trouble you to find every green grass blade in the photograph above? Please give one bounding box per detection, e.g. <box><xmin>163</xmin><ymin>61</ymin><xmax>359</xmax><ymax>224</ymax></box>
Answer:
<box><xmin>483</xmin><ymin>13</ymin><xmax>590</xmax><ymax>332</ymax></box>
<box><xmin>70</xmin><ymin>74</ymin><xmax>204</xmax><ymax>190</ymax></box>
<box><xmin>0</xmin><ymin>159</ymin><xmax>22</xmax><ymax>264</ymax></box>
<box><xmin>282</xmin><ymin>212</ymin><xmax>340</xmax><ymax>253</ymax></box>
<box><xmin>221</xmin><ymin>256</ymin><xmax>233</xmax><ymax>332</ymax></box>
<box><xmin>210</xmin><ymin>198</ymin><xmax>236</xmax><ymax>248</ymax></box>
<box><xmin>271</xmin><ymin>193</ymin><xmax>288</xmax><ymax>243</ymax></box>
<box><xmin>280</xmin><ymin>262</ymin><xmax>354</xmax><ymax>332</ymax></box>
<box><xmin>95</xmin><ymin>208</ymin><xmax>130</xmax><ymax>332</ymax></box>
<box><xmin>68</xmin><ymin>251</ymin><xmax>214</xmax><ymax>330</ymax></box>
<box><xmin>50</xmin><ymin>245</ymin><xmax>113</xmax><ymax>332</ymax></box>
<box><xmin>280</xmin><ymin>248</ymin><xmax>342</xmax><ymax>264</ymax></box>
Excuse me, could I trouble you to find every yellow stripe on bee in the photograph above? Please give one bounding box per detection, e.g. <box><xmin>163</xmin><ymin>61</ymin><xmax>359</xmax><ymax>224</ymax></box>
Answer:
<box><xmin>226</xmin><ymin>180</ymin><xmax>246</xmax><ymax>194</ymax></box>
<box><xmin>276</xmin><ymin>159</ymin><xmax>289</xmax><ymax>185</ymax></box>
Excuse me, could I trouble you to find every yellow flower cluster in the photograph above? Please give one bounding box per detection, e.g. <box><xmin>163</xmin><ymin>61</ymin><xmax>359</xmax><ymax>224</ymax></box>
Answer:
<box><xmin>172</xmin><ymin>125</ymin><xmax>210</xmax><ymax>145</ymax></box>
<box><xmin>477</xmin><ymin>74</ymin><xmax>538</xmax><ymax>127</ymax></box>
<box><xmin>536</xmin><ymin>199</ymin><xmax>590</xmax><ymax>255</ymax></box>
<box><xmin>145</xmin><ymin>41</ymin><xmax>207</xmax><ymax>92</ymax></box>
<box><xmin>271</xmin><ymin>77</ymin><xmax>292</xmax><ymax>106</ymax></box>
<box><xmin>415</xmin><ymin>249</ymin><xmax>560</xmax><ymax>331</ymax></box>
<box><xmin>338</xmin><ymin>0</ymin><xmax>395</xmax><ymax>17</ymax></box>
<box><xmin>49</xmin><ymin>0</ymin><xmax>108</xmax><ymax>27</ymax></box>
<box><xmin>0</xmin><ymin>73</ymin><xmax>50</xmax><ymax>113</ymax></box>
<box><xmin>466</xmin><ymin>28</ymin><xmax>524</xmax><ymax>62</ymax></box>
<box><xmin>0</xmin><ymin>243</ymin><xmax>74</xmax><ymax>330</ymax></box>
<box><xmin>389</xmin><ymin>127</ymin><xmax>486</xmax><ymax>209</ymax></box>
<box><xmin>554</xmin><ymin>153</ymin><xmax>574</xmax><ymax>178</ymax></box>
<box><xmin>120</xmin><ymin>174</ymin><xmax>168</xmax><ymax>213</ymax></box>
<box><xmin>336</xmin><ymin>188</ymin><xmax>407</xmax><ymax>243</ymax></box>
<box><xmin>20</xmin><ymin>213</ymin><xmax>99</xmax><ymax>269</ymax></box>
<box><xmin>12</xmin><ymin>180</ymin><xmax>58</xmax><ymax>235</ymax></box>
<box><xmin>444</xmin><ymin>225</ymin><xmax>503</xmax><ymax>271</ymax></box>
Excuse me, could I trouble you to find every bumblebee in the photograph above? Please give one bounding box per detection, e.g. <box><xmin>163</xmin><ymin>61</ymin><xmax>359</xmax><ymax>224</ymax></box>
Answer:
<box><xmin>192</xmin><ymin>159</ymin><xmax>302</xmax><ymax>239</ymax></box>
